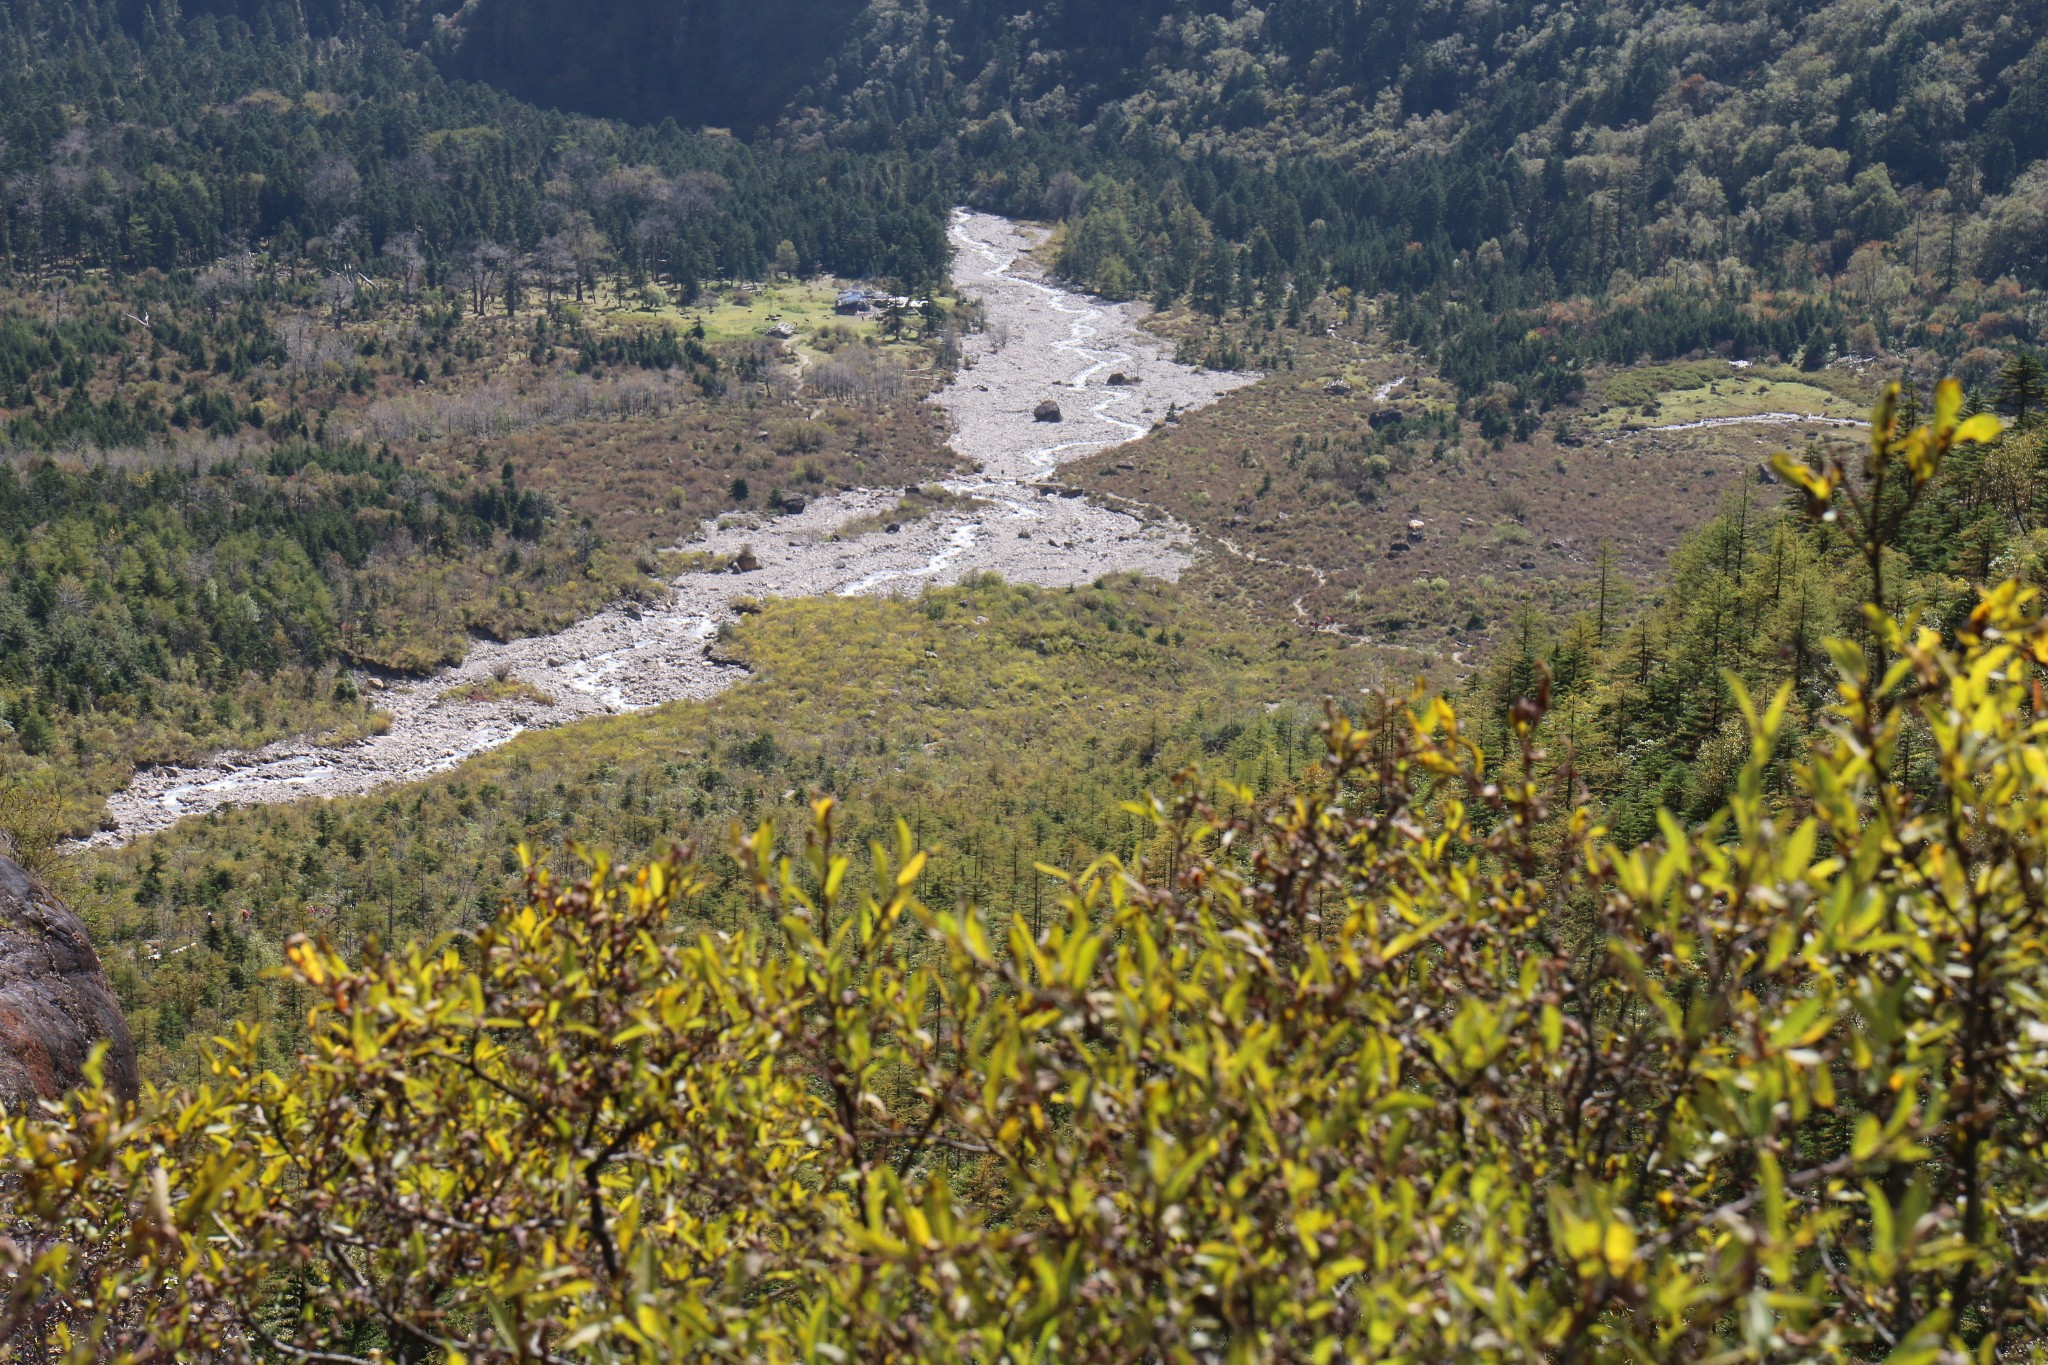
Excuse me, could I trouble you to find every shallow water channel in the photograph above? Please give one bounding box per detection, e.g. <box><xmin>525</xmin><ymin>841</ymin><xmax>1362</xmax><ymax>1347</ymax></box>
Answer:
<box><xmin>94</xmin><ymin>211</ymin><xmax>1255</xmax><ymax>843</ymax></box>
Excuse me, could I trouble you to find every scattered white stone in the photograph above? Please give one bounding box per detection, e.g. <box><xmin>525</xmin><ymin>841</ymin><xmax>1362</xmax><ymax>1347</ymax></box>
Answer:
<box><xmin>91</xmin><ymin>211</ymin><xmax>1256</xmax><ymax>845</ymax></box>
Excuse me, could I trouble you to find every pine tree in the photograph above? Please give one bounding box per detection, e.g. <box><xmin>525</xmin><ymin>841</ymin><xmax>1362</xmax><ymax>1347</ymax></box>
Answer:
<box><xmin>1799</xmin><ymin>327</ymin><xmax>1830</xmax><ymax>372</ymax></box>
<box><xmin>1594</xmin><ymin>540</ymin><xmax>1617</xmax><ymax>645</ymax></box>
<box><xmin>1992</xmin><ymin>350</ymin><xmax>2047</xmax><ymax>431</ymax></box>
<box><xmin>1195</xmin><ymin>246</ymin><xmax>1234</xmax><ymax>320</ymax></box>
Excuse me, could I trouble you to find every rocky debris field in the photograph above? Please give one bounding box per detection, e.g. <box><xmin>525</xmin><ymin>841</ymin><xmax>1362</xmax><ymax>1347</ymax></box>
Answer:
<box><xmin>95</xmin><ymin>211</ymin><xmax>1254</xmax><ymax>844</ymax></box>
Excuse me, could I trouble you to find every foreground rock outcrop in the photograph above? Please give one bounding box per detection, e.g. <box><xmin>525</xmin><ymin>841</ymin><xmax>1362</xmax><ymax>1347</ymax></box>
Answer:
<box><xmin>0</xmin><ymin>855</ymin><xmax>138</xmax><ymax>1109</ymax></box>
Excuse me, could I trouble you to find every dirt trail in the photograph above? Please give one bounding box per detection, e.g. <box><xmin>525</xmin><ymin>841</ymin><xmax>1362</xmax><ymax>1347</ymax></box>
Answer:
<box><xmin>93</xmin><ymin>211</ymin><xmax>1254</xmax><ymax>844</ymax></box>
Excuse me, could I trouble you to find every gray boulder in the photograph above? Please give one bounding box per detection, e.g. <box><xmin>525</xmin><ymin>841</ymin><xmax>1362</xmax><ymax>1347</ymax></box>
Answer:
<box><xmin>0</xmin><ymin>855</ymin><xmax>138</xmax><ymax>1111</ymax></box>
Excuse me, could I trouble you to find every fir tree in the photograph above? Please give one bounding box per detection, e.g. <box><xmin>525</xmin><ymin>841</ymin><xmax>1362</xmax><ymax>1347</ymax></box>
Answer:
<box><xmin>1993</xmin><ymin>350</ymin><xmax>2047</xmax><ymax>430</ymax></box>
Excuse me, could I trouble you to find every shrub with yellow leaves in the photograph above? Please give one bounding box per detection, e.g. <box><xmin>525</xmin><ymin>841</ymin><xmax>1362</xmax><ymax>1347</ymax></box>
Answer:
<box><xmin>1</xmin><ymin>388</ymin><xmax>2044</xmax><ymax>1362</ymax></box>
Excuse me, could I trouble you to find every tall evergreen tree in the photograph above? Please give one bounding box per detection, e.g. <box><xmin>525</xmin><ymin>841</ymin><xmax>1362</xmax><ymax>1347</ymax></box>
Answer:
<box><xmin>1993</xmin><ymin>350</ymin><xmax>2047</xmax><ymax>430</ymax></box>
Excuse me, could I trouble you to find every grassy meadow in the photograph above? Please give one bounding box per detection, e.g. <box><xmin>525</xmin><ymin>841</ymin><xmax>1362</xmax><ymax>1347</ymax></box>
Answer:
<box><xmin>67</xmin><ymin>573</ymin><xmax>1382</xmax><ymax>1083</ymax></box>
<box><xmin>1069</xmin><ymin>324</ymin><xmax>1884</xmax><ymax>667</ymax></box>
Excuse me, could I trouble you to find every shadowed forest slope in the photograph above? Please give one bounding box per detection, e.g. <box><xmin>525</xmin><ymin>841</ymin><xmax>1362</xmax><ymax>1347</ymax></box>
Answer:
<box><xmin>446</xmin><ymin>0</ymin><xmax>869</xmax><ymax>131</ymax></box>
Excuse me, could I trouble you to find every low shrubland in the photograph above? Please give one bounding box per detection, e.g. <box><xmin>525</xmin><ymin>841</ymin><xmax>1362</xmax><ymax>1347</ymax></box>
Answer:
<box><xmin>6</xmin><ymin>390</ymin><xmax>2045</xmax><ymax>1361</ymax></box>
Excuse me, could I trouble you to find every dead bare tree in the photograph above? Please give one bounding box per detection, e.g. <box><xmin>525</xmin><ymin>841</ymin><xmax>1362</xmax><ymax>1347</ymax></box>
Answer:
<box><xmin>536</xmin><ymin>234</ymin><xmax>574</xmax><ymax>307</ymax></box>
<box><xmin>305</xmin><ymin>153</ymin><xmax>361</xmax><ymax>227</ymax></box>
<box><xmin>317</xmin><ymin>273</ymin><xmax>357</xmax><ymax>326</ymax></box>
<box><xmin>458</xmin><ymin>240</ymin><xmax>508</xmax><ymax>318</ymax></box>
<box><xmin>671</xmin><ymin>169</ymin><xmax>728</xmax><ymax>223</ymax></box>
<box><xmin>1044</xmin><ymin>169</ymin><xmax>1088</xmax><ymax>220</ymax></box>
<box><xmin>539</xmin><ymin>218</ymin><xmax>608</xmax><ymax>303</ymax></box>
<box><xmin>807</xmin><ymin>346</ymin><xmax>907</xmax><ymax>411</ymax></box>
<box><xmin>195</xmin><ymin>265</ymin><xmax>239</xmax><ymax>322</ymax></box>
<box><xmin>388</xmin><ymin>231</ymin><xmax>426</xmax><ymax>298</ymax></box>
<box><xmin>321</xmin><ymin>216</ymin><xmax>366</xmax><ymax>276</ymax></box>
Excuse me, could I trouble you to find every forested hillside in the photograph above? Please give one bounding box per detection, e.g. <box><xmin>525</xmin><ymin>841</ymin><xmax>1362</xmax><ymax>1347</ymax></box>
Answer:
<box><xmin>5</xmin><ymin>0</ymin><xmax>2041</xmax><ymax>407</ymax></box>
<box><xmin>0</xmin><ymin>441</ymin><xmax>663</xmax><ymax>842</ymax></box>
<box><xmin>440</xmin><ymin>0</ymin><xmax>2048</xmax><ymax>403</ymax></box>
<box><xmin>0</xmin><ymin>0</ymin><xmax>2040</xmax><ymax>899</ymax></box>
<box><xmin>0</xmin><ymin>0</ymin><xmax>950</xmax><ymax>284</ymax></box>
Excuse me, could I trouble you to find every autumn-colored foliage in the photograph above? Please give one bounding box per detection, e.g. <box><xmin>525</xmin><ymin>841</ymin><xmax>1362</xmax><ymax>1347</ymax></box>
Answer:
<box><xmin>3</xmin><ymin>393</ymin><xmax>2046</xmax><ymax>1360</ymax></box>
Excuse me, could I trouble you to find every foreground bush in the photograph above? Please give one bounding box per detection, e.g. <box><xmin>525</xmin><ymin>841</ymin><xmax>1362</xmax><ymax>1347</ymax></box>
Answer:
<box><xmin>3</xmin><ymin>390</ymin><xmax>2046</xmax><ymax>1361</ymax></box>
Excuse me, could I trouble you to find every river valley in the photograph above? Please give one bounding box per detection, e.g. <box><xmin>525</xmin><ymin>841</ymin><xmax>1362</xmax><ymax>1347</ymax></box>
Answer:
<box><xmin>93</xmin><ymin>211</ymin><xmax>1255</xmax><ymax>843</ymax></box>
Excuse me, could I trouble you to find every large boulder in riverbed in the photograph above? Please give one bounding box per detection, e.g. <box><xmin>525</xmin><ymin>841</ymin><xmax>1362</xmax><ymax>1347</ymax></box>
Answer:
<box><xmin>1033</xmin><ymin>400</ymin><xmax>1063</xmax><ymax>422</ymax></box>
<box><xmin>0</xmin><ymin>855</ymin><xmax>137</xmax><ymax>1110</ymax></box>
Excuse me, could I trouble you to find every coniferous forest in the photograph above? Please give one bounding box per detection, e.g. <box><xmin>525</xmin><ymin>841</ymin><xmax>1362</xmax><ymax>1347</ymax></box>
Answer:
<box><xmin>2</xmin><ymin>1</ymin><xmax>2048</xmax><ymax>1359</ymax></box>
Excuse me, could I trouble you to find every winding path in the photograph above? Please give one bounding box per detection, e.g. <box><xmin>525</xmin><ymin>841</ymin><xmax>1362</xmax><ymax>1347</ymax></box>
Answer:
<box><xmin>92</xmin><ymin>212</ymin><xmax>1255</xmax><ymax>844</ymax></box>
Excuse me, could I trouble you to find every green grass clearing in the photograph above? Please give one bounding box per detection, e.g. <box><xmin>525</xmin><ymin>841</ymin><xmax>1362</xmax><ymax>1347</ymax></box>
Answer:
<box><xmin>436</xmin><ymin>677</ymin><xmax>556</xmax><ymax>708</ymax></box>
<box><xmin>593</xmin><ymin>275</ymin><xmax>953</xmax><ymax>363</ymax></box>
<box><xmin>75</xmin><ymin>575</ymin><xmax>1369</xmax><ymax>1082</ymax></box>
<box><xmin>1592</xmin><ymin>377</ymin><xmax>1868</xmax><ymax>430</ymax></box>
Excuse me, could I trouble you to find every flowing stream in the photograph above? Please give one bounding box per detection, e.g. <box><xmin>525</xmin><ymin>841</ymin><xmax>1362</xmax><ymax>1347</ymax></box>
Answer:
<box><xmin>93</xmin><ymin>212</ymin><xmax>1256</xmax><ymax>844</ymax></box>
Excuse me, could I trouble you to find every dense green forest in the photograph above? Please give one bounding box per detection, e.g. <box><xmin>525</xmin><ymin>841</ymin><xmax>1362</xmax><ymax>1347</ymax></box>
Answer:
<box><xmin>448</xmin><ymin>0</ymin><xmax>2048</xmax><ymax>402</ymax></box>
<box><xmin>2</xmin><ymin>0</ymin><xmax>2041</xmax><ymax>409</ymax></box>
<box><xmin>0</xmin><ymin>0</ymin><xmax>2040</xmax><ymax>932</ymax></box>
<box><xmin>0</xmin><ymin>0</ymin><xmax>952</xmax><ymax>285</ymax></box>
<box><xmin>0</xmin><ymin>0</ymin><xmax>968</xmax><ymax>841</ymax></box>
<box><xmin>1474</xmin><ymin>358</ymin><xmax>2048</xmax><ymax>840</ymax></box>
<box><xmin>1</xmin><ymin>0</ymin><xmax>2044</xmax><ymax>1059</ymax></box>
<box><xmin>0</xmin><ymin>440</ymin><xmax>651</xmax><ymax>840</ymax></box>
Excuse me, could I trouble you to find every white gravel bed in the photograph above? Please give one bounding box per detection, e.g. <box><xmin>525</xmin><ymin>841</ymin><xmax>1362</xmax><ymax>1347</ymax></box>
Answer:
<box><xmin>91</xmin><ymin>211</ymin><xmax>1255</xmax><ymax>843</ymax></box>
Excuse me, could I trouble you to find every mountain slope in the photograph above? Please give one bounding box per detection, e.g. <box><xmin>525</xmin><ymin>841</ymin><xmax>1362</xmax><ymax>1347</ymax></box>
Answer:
<box><xmin>444</xmin><ymin>0</ymin><xmax>2048</xmax><ymax>207</ymax></box>
<box><xmin>435</xmin><ymin>0</ymin><xmax>2048</xmax><ymax>395</ymax></box>
<box><xmin>445</xmin><ymin>0</ymin><xmax>868</xmax><ymax>131</ymax></box>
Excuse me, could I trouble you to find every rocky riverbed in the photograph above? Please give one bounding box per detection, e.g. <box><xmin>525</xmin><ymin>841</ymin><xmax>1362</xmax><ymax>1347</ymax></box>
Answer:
<box><xmin>94</xmin><ymin>211</ymin><xmax>1255</xmax><ymax>843</ymax></box>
